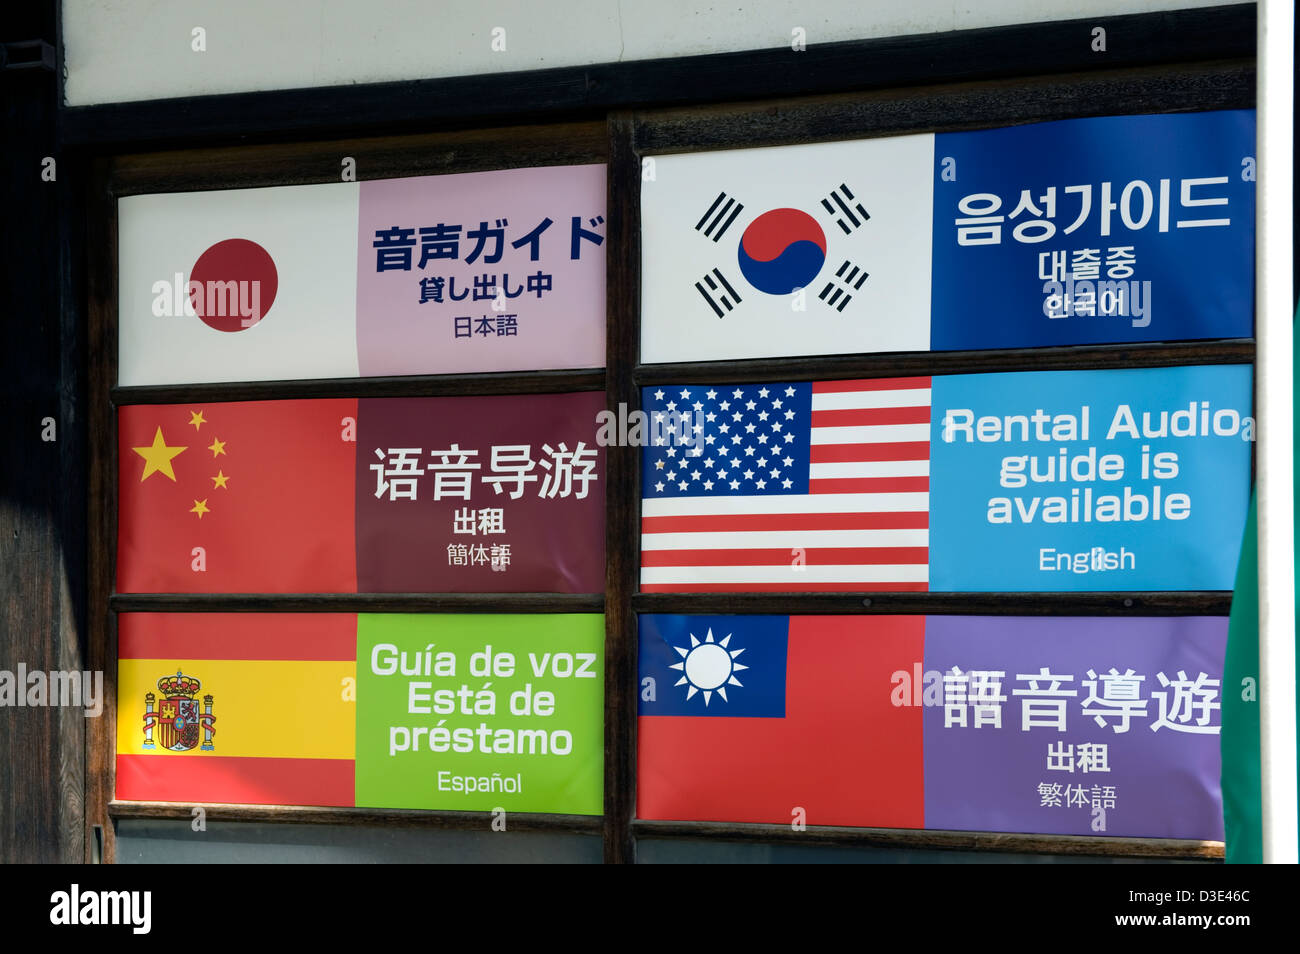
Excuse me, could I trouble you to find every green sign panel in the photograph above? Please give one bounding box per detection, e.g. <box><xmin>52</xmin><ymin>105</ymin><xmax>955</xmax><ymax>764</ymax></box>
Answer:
<box><xmin>356</xmin><ymin>613</ymin><xmax>604</xmax><ymax>814</ymax></box>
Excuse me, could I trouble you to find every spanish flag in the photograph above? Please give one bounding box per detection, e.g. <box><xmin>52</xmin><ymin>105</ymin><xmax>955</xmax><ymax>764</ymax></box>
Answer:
<box><xmin>116</xmin><ymin>613</ymin><xmax>357</xmax><ymax>806</ymax></box>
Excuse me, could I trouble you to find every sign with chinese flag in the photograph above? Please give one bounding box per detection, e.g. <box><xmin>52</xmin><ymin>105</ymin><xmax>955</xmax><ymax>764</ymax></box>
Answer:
<box><xmin>117</xmin><ymin>392</ymin><xmax>605</xmax><ymax>593</ymax></box>
<box><xmin>639</xmin><ymin>614</ymin><xmax>1226</xmax><ymax>839</ymax></box>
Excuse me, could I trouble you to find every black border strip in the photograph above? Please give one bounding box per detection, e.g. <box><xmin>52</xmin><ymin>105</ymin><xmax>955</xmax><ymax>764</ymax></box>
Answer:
<box><xmin>61</xmin><ymin>5</ymin><xmax>1255</xmax><ymax>151</ymax></box>
<box><xmin>110</xmin><ymin>594</ymin><xmax>605</xmax><ymax>613</ymax></box>
<box><xmin>633</xmin><ymin>593</ymin><xmax>1233</xmax><ymax>616</ymax></box>
<box><xmin>631</xmin><ymin>820</ymin><xmax>1224</xmax><ymax>859</ymax></box>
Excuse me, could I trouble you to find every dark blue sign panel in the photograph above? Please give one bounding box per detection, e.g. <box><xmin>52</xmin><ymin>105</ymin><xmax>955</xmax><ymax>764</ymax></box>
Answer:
<box><xmin>930</xmin><ymin>110</ymin><xmax>1255</xmax><ymax>350</ymax></box>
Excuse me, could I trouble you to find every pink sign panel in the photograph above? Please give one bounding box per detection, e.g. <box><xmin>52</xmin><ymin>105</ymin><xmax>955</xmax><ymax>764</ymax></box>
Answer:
<box><xmin>356</xmin><ymin>164</ymin><xmax>607</xmax><ymax>375</ymax></box>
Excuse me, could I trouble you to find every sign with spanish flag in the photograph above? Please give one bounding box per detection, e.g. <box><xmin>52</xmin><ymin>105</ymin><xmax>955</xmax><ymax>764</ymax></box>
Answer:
<box><xmin>117</xmin><ymin>392</ymin><xmax>605</xmax><ymax>593</ymax></box>
<box><xmin>117</xmin><ymin>164</ymin><xmax>607</xmax><ymax>385</ymax></box>
<box><xmin>117</xmin><ymin>613</ymin><xmax>604</xmax><ymax>813</ymax></box>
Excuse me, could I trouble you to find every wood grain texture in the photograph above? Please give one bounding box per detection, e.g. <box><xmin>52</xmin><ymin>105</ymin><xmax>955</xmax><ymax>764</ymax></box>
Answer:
<box><xmin>0</xmin><ymin>8</ymin><xmax>86</xmax><ymax>861</ymax></box>
<box><xmin>632</xmin><ymin>61</ymin><xmax>1254</xmax><ymax>155</ymax></box>
<box><xmin>601</xmin><ymin>114</ymin><xmax>641</xmax><ymax>864</ymax></box>
<box><xmin>85</xmin><ymin>158</ymin><xmax>119</xmax><ymax>864</ymax></box>
<box><xmin>105</xmin><ymin>121</ymin><xmax>609</xmax><ymax>197</ymax></box>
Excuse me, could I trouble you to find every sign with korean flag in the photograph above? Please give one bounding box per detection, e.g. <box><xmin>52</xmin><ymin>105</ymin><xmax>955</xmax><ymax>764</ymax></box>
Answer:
<box><xmin>640</xmin><ymin>110</ymin><xmax>1253</xmax><ymax>363</ymax></box>
<box><xmin>638</xmin><ymin>613</ymin><xmax>1226</xmax><ymax>839</ymax></box>
<box><xmin>118</xmin><ymin>164</ymin><xmax>606</xmax><ymax>386</ymax></box>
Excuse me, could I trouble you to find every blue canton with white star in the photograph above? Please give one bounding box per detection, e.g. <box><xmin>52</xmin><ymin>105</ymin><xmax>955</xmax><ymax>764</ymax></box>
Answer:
<box><xmin>639</xmin><ymin>383</ymin><xmax>813</xmax><ymax>498</ymax></box>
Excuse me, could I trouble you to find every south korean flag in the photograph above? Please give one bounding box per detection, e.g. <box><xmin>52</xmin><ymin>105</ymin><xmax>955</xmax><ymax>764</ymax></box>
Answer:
<box><xmin>640</xmin><ymin>134</ymin><xmax>936</xmax><ymax>364</ymax></box>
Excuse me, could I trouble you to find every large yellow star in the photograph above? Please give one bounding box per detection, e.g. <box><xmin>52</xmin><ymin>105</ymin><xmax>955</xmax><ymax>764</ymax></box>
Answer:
<box><xmin>133</xmin><ymin>427</ymin><xmax>187</xmax><ymax>482</ymax></box>
<box><xmin>208</xmin><ymin>437</ymin><xmax>227</xmax><ymax>457</ymax></box>
<box><xmin>190</xmin><ymin>499</ymin><xmax>210</xmax><ymax>519</ymax></box>
<box><xmin>211</xmin><ymin>471</ymin><xmax>230</xmax><ymax>489</ymax></box>
<box><xmin>189</xmin><ymin>410</ymin><xmax>207</xmax><ymax>431</ymax></box>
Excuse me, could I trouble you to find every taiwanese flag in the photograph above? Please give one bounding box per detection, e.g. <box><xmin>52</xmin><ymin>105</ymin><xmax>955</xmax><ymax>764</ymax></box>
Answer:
<box><xmin>637</xmin><ymin>614</ymin><xmax>924</xmax><ymax>827</ymax></box>
<box><xmin>116</xmin><ymin>613</ymin><xmax>357</xmax><ymax>806</ymax></box>
<box><xmin>117</xmin><ymin>400</ymin><xmax>358</xmax><ymax>592</ymax></box>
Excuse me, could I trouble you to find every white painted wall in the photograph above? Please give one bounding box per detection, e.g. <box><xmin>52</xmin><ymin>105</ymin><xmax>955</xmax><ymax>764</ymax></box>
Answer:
<box><xmin>63</xmin><ymin>1</ymin><xmax>1244</xmax><ymax>106</ymax></box>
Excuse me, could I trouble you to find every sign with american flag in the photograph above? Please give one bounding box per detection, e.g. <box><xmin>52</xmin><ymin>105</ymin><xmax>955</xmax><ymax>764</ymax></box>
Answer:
<box><xmin>640</xmin><ymin>365</ymin><xmax>1255</xmax><ymax>593</ymax></box>
<box><xmin>640</xmin><ymin>377</ymin><xmax>932</xmax><ymax>592</ymax></box>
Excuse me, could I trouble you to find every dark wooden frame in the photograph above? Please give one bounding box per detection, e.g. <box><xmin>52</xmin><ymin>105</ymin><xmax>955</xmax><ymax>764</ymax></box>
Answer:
<box><xmin>81</xmin><ymin>8</ymin><xmax>1257</xmax><ymax>865</ymax></box>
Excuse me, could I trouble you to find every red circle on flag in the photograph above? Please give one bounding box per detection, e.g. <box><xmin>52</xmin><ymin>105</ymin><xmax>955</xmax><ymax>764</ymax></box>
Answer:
<box><xmin>189</xmin><ymin>239</ymin><xmax>278</xmax><ymax>332</ymax></box>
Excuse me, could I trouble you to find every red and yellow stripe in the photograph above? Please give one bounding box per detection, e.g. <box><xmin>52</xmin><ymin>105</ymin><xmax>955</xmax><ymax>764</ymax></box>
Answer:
<box><xmin>115</xmin><ymin>613</ymin><xmax>357</xmax><ymax>806</ymax></box>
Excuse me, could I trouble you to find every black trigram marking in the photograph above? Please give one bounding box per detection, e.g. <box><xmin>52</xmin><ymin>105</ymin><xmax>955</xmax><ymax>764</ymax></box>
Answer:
<box><xmin>695</xmin><ymin>268</ymin><xmax>743</xmax><ymax>318</ymax></box>
<box><xmin>818</xmin><ymin>260</ymin><xmax>869</xmax><ymax>312</ymax></box>
<box><xmin>821</xmin><ymin>183</ymin><xmax>870</xmax><ymax>235</ymax></box>
<box><xmin>695</xmin><ymin>192</ymin><xmax>745</xmax><ymax>242</ymax></box>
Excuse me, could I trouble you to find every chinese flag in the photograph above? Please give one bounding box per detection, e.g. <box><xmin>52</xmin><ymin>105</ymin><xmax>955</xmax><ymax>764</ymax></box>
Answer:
<box><xmin>117</xmin><ymin>400</ymin><xmax>358</xmax><ymax>592</ymax></box>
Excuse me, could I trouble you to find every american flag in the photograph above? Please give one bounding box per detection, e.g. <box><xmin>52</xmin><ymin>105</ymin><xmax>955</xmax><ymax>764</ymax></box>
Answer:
<box><xmin>640</xmin><ymin>377</ymin><xmax>932</xmax><ymax>591</ymax></box>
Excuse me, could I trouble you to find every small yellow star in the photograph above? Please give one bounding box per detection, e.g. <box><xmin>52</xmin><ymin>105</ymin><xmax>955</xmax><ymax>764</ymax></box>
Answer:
<box><xmin>190</xmin><ymin>499</ymin><xmax>210</xmax><ymax>519</ymax></box>
<box><xmin>211</xmin><ymin>471</ymin><xmax>230</xmax><ymax>489</ymax></box>
<box><xmin>133</xmin><ymin>427</ymin><xmax>187</xmax><ymax>482</ymax></box>
<box><xmin>188</xmin><ymin>410</ymin><xmax>207</xmax><ymax>431</ymax></box>
<box><xmin>208</xmin><ymin>437</ymin><xmax>227</xmax><ymax>457</ymax></box>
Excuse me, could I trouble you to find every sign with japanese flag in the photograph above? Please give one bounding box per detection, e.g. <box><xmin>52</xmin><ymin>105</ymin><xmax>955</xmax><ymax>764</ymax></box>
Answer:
<box><xmin>118</xmin><ymin>164</ymin><xmax>606</xmax><ymax>386</ymax></box>
<box><xmin>639</xmin><ymin>613</ymin><xmax>1225</xmax><ymax>839</ymax></box>
<box><xmin>640</xmin><ymin>110</ymin><xmax>1253</xmax><ymax>363</ymax></box>
<box><xmin>117</xmin><ymin>392</ymin><xmax>605</xmax><ymax>593</ymax></box>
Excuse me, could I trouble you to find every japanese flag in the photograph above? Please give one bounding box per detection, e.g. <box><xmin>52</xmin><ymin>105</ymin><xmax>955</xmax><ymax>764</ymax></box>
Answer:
<box><xmin>118</xmin><ymin>182</ymin><xmax>361</xmax><ymax>386</ymax></box>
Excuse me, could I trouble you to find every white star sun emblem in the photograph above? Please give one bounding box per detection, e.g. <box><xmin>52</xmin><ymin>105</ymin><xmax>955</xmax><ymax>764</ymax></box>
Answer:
<box><xmin>669</xmin><ymin>628</ymin><xmax>748</xmax><ymax>706</ymax></box>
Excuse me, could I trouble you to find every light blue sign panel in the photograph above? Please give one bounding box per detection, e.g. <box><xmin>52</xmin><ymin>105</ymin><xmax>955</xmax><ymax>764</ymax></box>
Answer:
<box><xmin>931</xmin><ymin>111</ymin><xmax>1255</xmax><ymax>350</ymax></box>
<box><xmin>929</xmin><ymin>364</ymin><xmax>1254</xmax><ymax>591</ymax></box>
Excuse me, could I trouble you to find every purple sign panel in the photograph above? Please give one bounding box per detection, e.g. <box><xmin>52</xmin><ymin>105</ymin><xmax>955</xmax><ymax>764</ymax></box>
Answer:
<box><xmin>922</xmin><ymin>616</ymin><xmax>1226</xmax><ymax>839</ymax></box>
<box><xmin>355</xmin><ymin>391</ymin><xmax>606</xmax><ymax>593</ymax></box>
<box><xmin>357</xmin><ymin>165</ymin><xmax>608</xmax><ymax>376</ymax></box>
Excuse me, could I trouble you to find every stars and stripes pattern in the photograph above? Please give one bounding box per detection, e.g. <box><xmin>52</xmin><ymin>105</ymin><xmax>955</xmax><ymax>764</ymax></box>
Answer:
<box><xmin>640</xmin><ymin>377</ymin><xmax>932</xmax><ymax>591</ymax></box>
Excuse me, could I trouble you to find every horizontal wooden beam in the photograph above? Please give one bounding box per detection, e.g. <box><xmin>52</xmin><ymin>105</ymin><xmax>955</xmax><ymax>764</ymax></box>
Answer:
<box><xmin>113</xmin><ymin>369</ymin><xmax>605</xmax><ymax>405</ymax></box>
<box><xmin>632</xmin><ymin>819</ymin><xmax>1225</xmax><ymax>859</ymax></box>
<box><xmin>637</xmin><ymin>341</ymin><xmax>1255</xmax><ymax>386</ymax></box>
<box><xmin>62</xmin><ymin>5</ymin><xmax>1255</xmax><ymax>151</ymax></box>
<box><xmin>633</xmin><ymin>592</ymin><xmax>1233</xmax><ymax>616</ymax></box>
<box><xmin>111</xmin><ymin>593</ymin><xmax>605</xmax><ymax>613</ymax></box>
<box><xmin>110</xmin><ymin>801</ymin><xmax>603</xmax><ymax>835</ymax></box>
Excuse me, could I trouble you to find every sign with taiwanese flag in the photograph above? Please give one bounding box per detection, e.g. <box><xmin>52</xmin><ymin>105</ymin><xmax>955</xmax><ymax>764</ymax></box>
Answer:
<box><xmin>117</xmin><ymin>613</ymin><xmax>604</xmax><ymax>813</ymax></box>
<box><xmin>639</xmin><ymin>364</ymin><xmax>1252</xmax><ymax>592</ymax></box>
<box><xmin>118</xmin><ymin>164</ymin><xmax>606</xmax><ymax>386</ymax></box>
<box><xmin>118</xmin><ymin>392</ymin><xmax>605</xmax><ymax>593</ymax></box>
<box><xmin>641</xmin><ymin>110</ymin><xmax>1253</xmax><ymax>363</ymax></box>
<box><xmin>638</xmin><ymin>614</ymin><xmax>1226</xmax><ymax>839</ymax></box>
